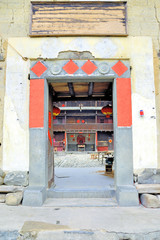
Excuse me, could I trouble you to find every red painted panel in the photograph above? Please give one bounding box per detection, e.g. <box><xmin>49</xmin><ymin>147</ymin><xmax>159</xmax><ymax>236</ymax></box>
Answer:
<box><xmin>29</xmin><ymin>79</ymin><xmax>44</xmax><ymax>128</ymax></box>
<box><xmin>116</xmin><ymin>78</ymin><xmax>132</xmax><ymax>127</ymax></box>
<box><xmin>81</xmin><ymin>60</ymin><xmax>97</xmax><ymax>75</ymax></box>
<box><xmin>112</xmin><ymin>61</ymin><xmax>128</xmax><ymax>76</ymax></box>
<box><xmin>97</xmin><ymin>146</ymin><xmax>108</xmax><ymax>152</ymax></box>
<box><xmin>31</xmin><ymin>61</ymin><xmax>47</xmax><ymax>77</ymax></box>
<box><xmin>48</xmin><ymin>111</ymin><xmax>51</xmax><ymax>129</ymax></box>
<box><xmin>48</xmin><ymin>130</ymin><xmax>52</xmax><ymax>146</ymax></box>
<box><xmin>63</xmin><ymin>60</ymin><xmax>79</xmax><ymax>74</ymax></box>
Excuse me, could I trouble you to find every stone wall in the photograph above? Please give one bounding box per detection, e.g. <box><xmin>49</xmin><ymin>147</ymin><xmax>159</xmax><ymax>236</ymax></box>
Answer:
<box><xmin>0</xmin><ymin>39</ymin><xmax>5</xmax><ymax>168</ymax></box>
<box><xmin>0</xmin><ymin>0</ymin><xmax>160</xmax><ymax>168</ymax></box>
<box><xmin>127</xmin><ymin>0</ymin><xmax>160</xmax><ymax>166</ymax></box>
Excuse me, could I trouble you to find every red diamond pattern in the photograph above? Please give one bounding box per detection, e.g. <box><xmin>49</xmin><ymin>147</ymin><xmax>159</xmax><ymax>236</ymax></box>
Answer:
<box><xmin>31</xmin><ymin>61</ymin><xmax>47</xmax><ymax>77</ymax></box>
<box><xmin>63</xmin><ymin>60</ymin><xmax>79</xmax><ymax>74</ymax></box>
<box><xmin>112</xmin><ymin>61</ymin><xmax>128</xmax><ymax>77</ymax></box>
<box><xmin>81</xmin><ymin>60</ymin><xmax>97</xmax><ymax>75</ymax></box>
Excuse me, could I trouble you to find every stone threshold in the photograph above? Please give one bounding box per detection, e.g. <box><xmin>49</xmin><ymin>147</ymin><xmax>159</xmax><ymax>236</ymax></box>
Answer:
<box><xmin>43</xmin><ymin>198</ymin><xmax>118</xmax><ymax>207</ymax></box>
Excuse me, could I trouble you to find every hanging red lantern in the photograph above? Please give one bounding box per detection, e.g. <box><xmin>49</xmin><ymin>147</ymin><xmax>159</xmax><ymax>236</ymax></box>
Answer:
<box><xmin>101</xmin><ymin>105</ymin><xmax>112</xmax><ymax>118</ymax></box>
<box><xmin>53</xmin><ymin>106</ymin><xmax>61</xmax><ymax>119</ymax></box>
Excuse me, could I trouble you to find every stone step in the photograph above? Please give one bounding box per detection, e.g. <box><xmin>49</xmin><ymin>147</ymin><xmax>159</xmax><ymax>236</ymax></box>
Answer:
<box><xmin>47</xmin><ymin>188</ymin><xmax>115</xmax><ymax>198</ymax></box>
<box><xmin>136</xmin><ymin>184</ymin><xmax>160</xmax><ymax>194</ymax></box>
<box><xmin>43</xmin><ymin>197</ymin><xmax>118</xmax><ymax>207</ymax></box>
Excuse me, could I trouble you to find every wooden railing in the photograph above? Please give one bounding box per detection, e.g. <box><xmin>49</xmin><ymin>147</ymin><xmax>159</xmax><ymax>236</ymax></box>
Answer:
<box><xmin>53</xmin><ymin>123</ymin><xmax>113</xmax><ymax>131</ymax></box>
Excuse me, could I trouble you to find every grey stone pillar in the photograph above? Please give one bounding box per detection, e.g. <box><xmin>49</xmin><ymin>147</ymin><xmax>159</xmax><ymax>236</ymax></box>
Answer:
<box><xmin>23</xmin><ymin>79</ymin><xmax>48</xmax><ymax>206</ymax></box>
<box><xmin>113</xmin><ymin>78</ymin><xmax>139</xmax><ymax>206</ymax></box>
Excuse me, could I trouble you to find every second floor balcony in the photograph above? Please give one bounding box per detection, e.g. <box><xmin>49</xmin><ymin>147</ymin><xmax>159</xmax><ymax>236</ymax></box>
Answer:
<box><xmin>53</xmin><ymin>123</ymin><xmax>113</xmax><ymax>132</ymax></box>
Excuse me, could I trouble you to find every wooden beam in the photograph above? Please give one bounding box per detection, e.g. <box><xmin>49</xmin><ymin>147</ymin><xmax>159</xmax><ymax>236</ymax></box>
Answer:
<box><xmin>53</xmin><ymin>123</ymin><xmax>113</xmax><ymax>131</ymax></box>
<box><xmin>68</xmin><ymin>83</ymin><xmax>75</xmax><ymax>97</ymax></box>
<box><xmin>53</xmin><ymin>96</ymin><xmax>108</xmax><ymax>102</ymax></box>
<box><xmin>88</xmin><ymin>82</ymin><xmax>94</xmax><ymax>97</ymax></box>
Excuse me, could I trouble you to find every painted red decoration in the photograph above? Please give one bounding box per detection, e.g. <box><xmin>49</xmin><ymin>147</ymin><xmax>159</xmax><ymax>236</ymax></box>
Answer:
<box><xmin>48</xmin><ymin>111</ymin><xmax>51</xmax><ymax>129</ymax></box>
<box><xmin>63</xmin><ymin>60</ymin><xmax>79</xmax><ymax>74</ymax></box>
<box><xmin>116</xmin><ymin>78</ymin><xmax>132</xmax><ymax>127</ymax></box>
<box><xmin>77</xmin><ymin>135</ymin><xmax>85</xmax><ymax>144</ymax></box>
<box><xmin>81</xmin><ymin>60</ymin><xmax>97</xmax><ymax>75</ymax></box>
<box><xmin>140</xmin><ymin>110</ymin><xmax>144</xmax><ymax>116</ymax></box>
<box><xmin>31</xmin><ymin>61</ymin><xmax>47</xmax><ymax>77</ymax></box>
<box><xmin>97</xmin><ymin>146</ymin><xmax>108</xmax><ymax>152</ymax></box>
<box><xmin>48</xmin><ymin>130</ymin><xmax>52</xmax><ymax>146</ymax></box>
<box><xmin>53</xmin><ymin>106</ymin><xmax>61</xmax><ymax>118</ymax></box>
<box><xmin>29</xmin><ymin>79</ymin><xmax>44</xmax><ymax>128</ymax></box>
<box><xmin>101</xmin><ymin>105</ymin><xmax>112</xmax><ymax>117</ymax></box>
<box><xmin>112</xmin><ymin>61</ymin><xmax>128</xmax><ymax>77</ymax></box>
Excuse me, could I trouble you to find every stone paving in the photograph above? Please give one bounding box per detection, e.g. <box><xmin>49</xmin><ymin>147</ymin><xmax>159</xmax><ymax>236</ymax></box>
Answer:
<box><xmin>54</xmin><ymin>153</ymin><xmax>104</xmax><ymax>168</ymax></box>
<box><xmin>1</xmin><ymin>203</ymin><xmax>160</xmax><ymax>240</ymax></box>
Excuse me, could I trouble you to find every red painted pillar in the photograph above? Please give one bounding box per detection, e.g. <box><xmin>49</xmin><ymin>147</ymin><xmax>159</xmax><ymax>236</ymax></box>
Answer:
<box><xmin>29</xmin><ymin>79</ymin><xmax>44</xmax><ymax>128</ymax></box>
<box><xmin>116</xmin><ymin>78</ymin><xmax>132</xmax><ymax>127</ymax></box>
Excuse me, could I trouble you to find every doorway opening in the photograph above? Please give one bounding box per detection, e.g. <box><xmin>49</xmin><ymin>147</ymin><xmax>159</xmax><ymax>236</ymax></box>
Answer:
<box><xmin>49</xmin><ymin>81</ymin><xmax>114</xmax><ymax>197</ymax></box>
<box><xmin>25</xmin><ymin>59</ymin><xmax>139</xmax><ymax>206</ymax></box>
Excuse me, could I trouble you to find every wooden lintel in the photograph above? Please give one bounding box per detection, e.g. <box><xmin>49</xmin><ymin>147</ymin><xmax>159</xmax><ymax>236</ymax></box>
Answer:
<box><xmin>53</xmin><ymin>96</ymin><xmax>108</xmax><ymax>102</ymax></box>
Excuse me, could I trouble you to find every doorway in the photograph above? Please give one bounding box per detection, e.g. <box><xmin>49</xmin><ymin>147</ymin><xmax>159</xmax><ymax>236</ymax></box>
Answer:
<box><xmin>23</xmin><ymin>59</ymin><xmax>139</xmax><ymax>207</ymax></box>
<box><xmin>50</xmin><ymin>81</ymin><xmax>114</xmax><ymax>196</ymax></box>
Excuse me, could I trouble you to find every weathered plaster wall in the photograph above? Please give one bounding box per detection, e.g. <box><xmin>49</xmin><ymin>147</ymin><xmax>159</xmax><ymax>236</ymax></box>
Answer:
<box><xmin>0</xmin><ymin>0</ymin><xmax>160</xmax><ymax>170</ymax></box>
<box><xmin>127</xmin><ymin>0</ymin><xmax>160</xmax><ymax>167</ymax></box>
<box><xmin>0</xmin><ymin>39</ymin><xmax>5</xmax><ymax>168</ymax></box>
<box><xmin>3</xmin><ymin>45</ymin><xmax>30</xmax><ymax>171</ymax></box>
<box><xmin>3</xmin><ymin>36</ymin><xmax>157</xmax><ymax>171</ymax></box>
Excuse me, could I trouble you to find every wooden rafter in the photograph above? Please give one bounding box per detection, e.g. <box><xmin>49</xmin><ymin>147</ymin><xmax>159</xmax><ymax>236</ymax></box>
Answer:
<box><xmin>68</xmin><ymin>83</ymin><xmax>75</xmax><ymax>97</ymax></box>
<box><xmin>88</xmin><ymin>82</ymin><xmax>94</xmax><ymax>97</ymax></box>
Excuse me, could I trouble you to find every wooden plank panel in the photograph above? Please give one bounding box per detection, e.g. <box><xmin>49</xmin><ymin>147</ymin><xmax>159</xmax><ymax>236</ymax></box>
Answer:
<box><xmin>30</xmin><ymin>2</ymin><xmax>127</xmax><ymax>36</ymax></box>
<box><xmin>73</xmin><ymin>83</ymin><xmax>88</xmax><ymax>94</ymax></box>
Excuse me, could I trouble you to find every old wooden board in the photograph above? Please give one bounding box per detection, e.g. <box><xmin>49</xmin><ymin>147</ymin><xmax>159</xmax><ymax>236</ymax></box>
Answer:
<box><xmin>136</xmin><ymin>184</ymin><xmax>160</xmax><ymax>194</ymax></box>
<box><xmin>30</xmin><ymin>1</ymin><xmax>127</xmax><ymax>36</ymax></box>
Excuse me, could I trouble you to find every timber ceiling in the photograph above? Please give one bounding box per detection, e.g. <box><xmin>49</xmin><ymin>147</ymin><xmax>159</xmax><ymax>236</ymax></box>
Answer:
<box><xmin>51</xmin><ymin>82</ymin><xmax>112</xmax><ymax>101</ymax></box>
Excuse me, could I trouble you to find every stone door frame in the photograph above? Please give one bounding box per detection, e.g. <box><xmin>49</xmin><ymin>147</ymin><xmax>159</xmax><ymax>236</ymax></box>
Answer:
<box><xmin>22</xmin><ymin>59</ymin><xmax>139</xmax><ymax>206</ymax></box>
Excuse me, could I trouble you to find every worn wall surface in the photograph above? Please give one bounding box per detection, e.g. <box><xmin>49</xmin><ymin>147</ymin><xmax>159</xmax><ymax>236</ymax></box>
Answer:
<box><xmin>0</xmin><ymin>0</ymin><xmax>160</xmax><ymax>170</ymax></box>
<box><xmin>3</xmin><ymin>36</ymin><xmax>157</xmax><ymax>171</ymax></box>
